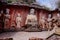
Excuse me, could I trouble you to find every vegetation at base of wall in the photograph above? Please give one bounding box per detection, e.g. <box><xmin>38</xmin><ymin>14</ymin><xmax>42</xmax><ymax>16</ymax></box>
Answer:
<box><xmin>7</xmin><ymin>0</ymin><xmax>12</xmax><ymax>3</ymax></box>
<box><xmin>20</xmin><ymin>0</ymin><xmax>35</xmax><ymax>4</ymax></box>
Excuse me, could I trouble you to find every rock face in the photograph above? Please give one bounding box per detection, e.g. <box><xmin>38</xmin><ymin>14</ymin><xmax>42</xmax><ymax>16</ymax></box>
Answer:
<box><xmin>0</xmin><ymin>0</ymin><xmax>7</xmax><ymax>2</ymax></box>
<box><xmin>0</xmin><ymin>31</ymin><xmax>54</xmax><ymax>40</ymax></box>
<box><xmin>47</xmin><ymin>34</ymin><xmax>60</xmax><ymax>40</ymax></box>
<box><xmin>55</xmin><ymin>28</ymin><xmax>60</xmax><ymax>35</ymax></box>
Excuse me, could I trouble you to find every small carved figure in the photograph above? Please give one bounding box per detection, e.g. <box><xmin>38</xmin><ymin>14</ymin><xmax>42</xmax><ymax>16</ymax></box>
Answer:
<box><xmin>40</xmin><ymin>17</ymin><xmax>46</xmax><ymax>29</ymax></box>
<box><xmin>4</xmin><ymin>8</ymin><xmax>10</xmax><ymax>29</ymax></box>
<box><xmin>57</xmin><ymin>13</ymin><xmax>60</xmax><ymax>27</ymax></box>
<box><xmin>16</xmin><ymin>13</ymin><xmax>22</xmax><ymax>29</ymax></box>
<box><xmin>47</xmin><ymin>14</ymin><xmax>52</xmax><ymax>31</ymax></box>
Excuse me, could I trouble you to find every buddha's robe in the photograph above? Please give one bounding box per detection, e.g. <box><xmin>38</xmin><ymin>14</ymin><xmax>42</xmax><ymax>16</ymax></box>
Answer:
<box><xmin>25</xmin><ymin>14</ymin><xmax>37</xmax><ymax>26</ymax></box>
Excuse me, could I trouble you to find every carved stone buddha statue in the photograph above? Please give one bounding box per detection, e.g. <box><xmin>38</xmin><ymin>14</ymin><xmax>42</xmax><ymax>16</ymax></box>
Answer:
<box><xmin>25</xmin><ymin>8</ymin><xmax>37</xmax><ymax>26</ymax></box>
<box><xmin>25</xmin><ymin>8</ymin><xmax>40</xmax><ymax>31</ymax></box>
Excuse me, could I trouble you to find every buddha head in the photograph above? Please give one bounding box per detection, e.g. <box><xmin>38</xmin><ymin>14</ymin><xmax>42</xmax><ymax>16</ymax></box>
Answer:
<box><xmin>17</xmin><ymin>13</ymin><xmax>21</xmax><ymax>17</ymax></box>
<box><xmin>30</xmin><ymin>8</ymin><xmax>35</xmax><ymax>15</ymax></box>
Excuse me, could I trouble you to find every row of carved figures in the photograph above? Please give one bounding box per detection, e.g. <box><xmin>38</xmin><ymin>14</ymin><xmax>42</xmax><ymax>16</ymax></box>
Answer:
<box><xmin>0</xmin><ymin>8</ymin><xmax>60</xmax><ymax>31</ymax></box>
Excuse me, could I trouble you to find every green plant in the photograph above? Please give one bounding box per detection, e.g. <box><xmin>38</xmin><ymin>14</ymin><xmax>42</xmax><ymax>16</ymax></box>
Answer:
<box><xmin>7</xmin><ymin>0</ymin><xmax>12</xmax><ymax>3</ymax></box>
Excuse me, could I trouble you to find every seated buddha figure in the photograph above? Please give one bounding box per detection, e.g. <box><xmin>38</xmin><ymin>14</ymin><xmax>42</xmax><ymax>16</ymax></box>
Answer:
<box><xmin>25</xmin><ymin>8</ymin><xmax>37</xmax><ymax>27</ymax></box>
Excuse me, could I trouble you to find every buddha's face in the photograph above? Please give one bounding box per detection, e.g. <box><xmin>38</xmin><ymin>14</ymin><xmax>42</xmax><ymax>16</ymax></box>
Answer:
<box><xmin>30</xmin><ymin>9</ymin><xmax>35</xmax><ymax>14</ymax></box>
<box><xmin>17</xmin><ymin>13</ymin><xmax>21</xmax><ymax>17</ymax></box>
